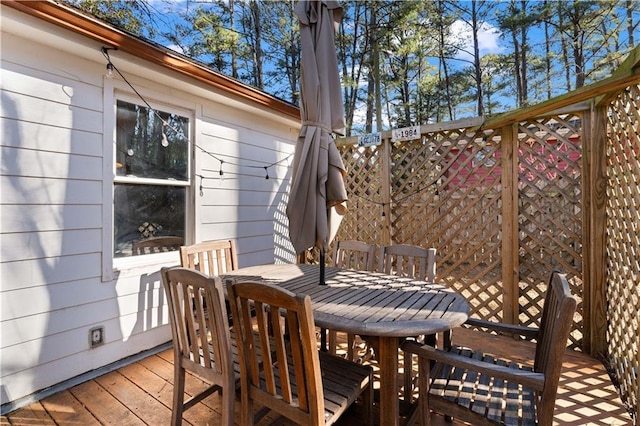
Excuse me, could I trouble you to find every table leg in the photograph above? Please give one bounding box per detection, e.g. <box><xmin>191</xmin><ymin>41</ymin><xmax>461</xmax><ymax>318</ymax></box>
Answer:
<box><xmin>378</xmin><ymin>336</ymin><xmax>399</xmax><ymax>426</ymax></box>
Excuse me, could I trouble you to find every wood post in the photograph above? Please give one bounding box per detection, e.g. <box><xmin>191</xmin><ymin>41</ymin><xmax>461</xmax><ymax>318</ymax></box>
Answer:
<box><xmin>501</xmin><ymin>124</ymin><xmax>520</xmax><ymax>325</ymax></box>
<box><xmin>582</xmin><ymin>104</ymin><xmax>608</xmax><ymax>356</ymax></box>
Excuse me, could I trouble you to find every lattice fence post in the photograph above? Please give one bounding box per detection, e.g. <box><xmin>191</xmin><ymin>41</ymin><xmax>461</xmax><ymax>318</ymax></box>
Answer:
<box><xmin>381</xmin><ymin>135</ymin><xmax>392</xmax><ymax>246</ymax></box>
<box><xmin>501</xmin><ymin>123</ymin><xmax>519</xmax><ymax>325</ymax></box>
<box><xmin>583</xmin><ymin>104</ymin><xmax>608</xmax><ymax>356</ymax></box>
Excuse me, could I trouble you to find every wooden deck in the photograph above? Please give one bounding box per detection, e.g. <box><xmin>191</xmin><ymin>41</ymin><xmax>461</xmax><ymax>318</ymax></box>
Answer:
<box><xmin>1</xmin><ymin>327</ymin><xmax>632</xmax><ymax>425</ymax></box>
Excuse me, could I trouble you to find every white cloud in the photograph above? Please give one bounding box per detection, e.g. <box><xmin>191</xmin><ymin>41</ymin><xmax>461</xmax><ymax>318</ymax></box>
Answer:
<box><xmin>449</xmin><ymin>19</ymin><xmax>503</xmax><ymax>62</ymax></box>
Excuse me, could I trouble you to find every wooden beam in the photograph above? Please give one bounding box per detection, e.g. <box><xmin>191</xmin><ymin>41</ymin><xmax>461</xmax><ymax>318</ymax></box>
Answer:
<box><xmin>597</xmin><ymin>44</ymin><xmax>640</xmax><ymax>105</ymax></box>
<box><xmin>335</xmin><ymin>117</ymin><xmax>484</xmax><ymax>146</ymax></box>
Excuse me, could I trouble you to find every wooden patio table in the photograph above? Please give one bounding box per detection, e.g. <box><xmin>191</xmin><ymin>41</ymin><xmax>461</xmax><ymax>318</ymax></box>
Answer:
<box><xmin>224</xmin><ymin>263</ymin><xmax>469</xmax><ymax>426</ymax></box>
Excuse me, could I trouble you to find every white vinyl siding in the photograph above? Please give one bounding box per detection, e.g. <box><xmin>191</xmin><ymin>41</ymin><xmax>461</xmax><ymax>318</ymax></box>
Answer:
<box><xmin>1</xmin><ymin>6</ymin><xmax>298</xmax><ymax>408</ymax></box>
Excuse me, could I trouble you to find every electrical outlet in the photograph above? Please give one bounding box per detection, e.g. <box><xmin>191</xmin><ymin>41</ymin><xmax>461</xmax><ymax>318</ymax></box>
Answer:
<box><xmin>89</xmin><ymin>326</ymin><xmax>104</xmax><ymax>348</ymax></box>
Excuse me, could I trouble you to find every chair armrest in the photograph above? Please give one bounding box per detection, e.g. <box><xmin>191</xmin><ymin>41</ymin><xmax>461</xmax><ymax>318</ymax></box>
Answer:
<box><xmin>400</xmin><ymin>340</ymin><xmax>545</xmax><ymax>391</ymax></box>
<box><xmin>465</xmin><ymin>317</ymin><xmax>539</xmax><ymax>340</ymax></box>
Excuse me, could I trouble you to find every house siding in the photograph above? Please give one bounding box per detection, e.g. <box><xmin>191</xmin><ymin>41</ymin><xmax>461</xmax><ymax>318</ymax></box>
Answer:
<box><xmin>1</xmin><ymin>6</ymin><xmax>298</xmax><ymax>408</ymax></box>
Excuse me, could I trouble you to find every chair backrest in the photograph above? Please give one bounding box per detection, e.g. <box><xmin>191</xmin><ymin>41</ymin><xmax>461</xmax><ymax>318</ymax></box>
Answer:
<box><xmin>332</xmin><ymin>240</ymin><xmax>376</xmax><ymax>271</ymax></box>
<box><xmin>160</xmin><ymin>267</ymin><xmax>234</xmax><ymax>389</ymax></box>
<box><xmin>180</xmin><ymin>239</ymin><xmax>238</xmax><ymax>276</ymax></box>
<box><xmin>132</xmin><ymin>236</ymin><xmax>184</xmax><ymax>255</ymax></box>
<box><xmin>534</xmin><ymin>271</ymin><xmax>578</xmax><ymax>423</ymax></box>
<box><xmin>227</xmin><ymin>280</ymin><xmax>325</xmax><ymax>425</ymax></box>
<box><xmin>378</xmin><ymin>244</ymin><xmax>436</xmax><ymax>282</ymax></box>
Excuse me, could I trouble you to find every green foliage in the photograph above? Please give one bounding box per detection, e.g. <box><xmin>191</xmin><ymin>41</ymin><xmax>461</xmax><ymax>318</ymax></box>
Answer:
<box><xmin>65</xmin><ymin>0</ymin><xmax>640</xmax><ymax>134</ymax></box>
<box><xmin>67</xmin><ymin>0</ymin><xmax>152</xmax><ymax>36</ymax></box>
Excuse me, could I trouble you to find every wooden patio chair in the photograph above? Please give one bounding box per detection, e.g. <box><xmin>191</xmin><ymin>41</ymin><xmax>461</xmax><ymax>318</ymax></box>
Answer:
<box><xmin>160</xmin><ymin>266</ymin><xmax>236</xmax><ymax>426</ymax></box>
<box><xmin>227</xmin><ymin>279</ymin><xmax>374</xmax><ymax>426</ymax></box>
<box><xmin>179</xmin><ymin>239</ymin><xmax>238</xmax><ymax>276</ymax></box>
<box><xmin>378</xmin><ymin>244</ymin><xmax>436</xmax><ymax>283</ymax></box>
<box><xmin>132</xmin><ymin>236</ymin><xmax>183</xmax><ymax>255</ymax></box>
<box><xmin>377</xmin><ymin>244</ymin><xmax>438</xmax><ymax>401</ymax></box>
<box><xmin>333</xmin><ymin>239</ymin><xmax>376</xmax><ymax>271</ymax></box>
<box><xmin>401</xmin><ymin>271</ymin><xmax>578</xmax><ymax>426</ymax></box>
<box><xmin>325</xmin><ymin>239</ymin><xmax>377</xmax><ymax>360</ymax></box>
<box><xmin>180</xmin><ymin>239</ymin><xmax>239</xmax><ymax>323</ymax></box>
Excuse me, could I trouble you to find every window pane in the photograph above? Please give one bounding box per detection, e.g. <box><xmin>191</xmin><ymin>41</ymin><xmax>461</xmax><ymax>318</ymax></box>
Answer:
<box><xmin>116</xmin><ymin>100</ymin><xmax>189</xmax><ymax>180</ymax></box>
<box><xmin>114</xmin><ymin>184</ymin><xmax>185</xmax><ymax>257</ymax></box>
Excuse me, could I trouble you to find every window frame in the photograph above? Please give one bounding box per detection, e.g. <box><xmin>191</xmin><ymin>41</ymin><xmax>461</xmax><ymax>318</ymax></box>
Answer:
<box><xmin>102</xmin><ymin>80</ymin><xmax>194</xmax><ymax>281</ymax></box>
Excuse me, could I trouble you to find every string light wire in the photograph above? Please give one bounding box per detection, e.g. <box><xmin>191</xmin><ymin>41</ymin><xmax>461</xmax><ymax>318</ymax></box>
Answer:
<box><xmin>102</xmin><ymin>47</ymin><xmax>292</xmax><ymax>182</ymax></box>
<box><xmin>102</xmin><ymin>46</ymin><xmax>454</xmax><ymax>200</ymax></box>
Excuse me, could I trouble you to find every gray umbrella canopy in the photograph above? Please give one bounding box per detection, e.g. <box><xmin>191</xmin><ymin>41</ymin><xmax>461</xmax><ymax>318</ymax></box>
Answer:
<box><xmin>287</xmin><ymin>0</ymin><xmax>348</xmax><ymax>255</ymax></box>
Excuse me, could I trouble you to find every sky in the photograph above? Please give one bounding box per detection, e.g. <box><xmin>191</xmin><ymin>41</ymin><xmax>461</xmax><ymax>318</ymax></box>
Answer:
<box><xmin>138</xmin><ymin>1</ymin><xmax>636</xmax><ymax>130</ymax></box>
<box><xmin>147</xmin><ymin>0</ymin><xmax>507</xmax><ymax>69</ymax></box>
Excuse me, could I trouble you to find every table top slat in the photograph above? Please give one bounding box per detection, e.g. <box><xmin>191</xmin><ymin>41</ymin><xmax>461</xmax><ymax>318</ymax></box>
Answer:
<box><xmin>224</xmin><ymin>264</ymin><xmax>469</xmax><ymax>337</ymax></box>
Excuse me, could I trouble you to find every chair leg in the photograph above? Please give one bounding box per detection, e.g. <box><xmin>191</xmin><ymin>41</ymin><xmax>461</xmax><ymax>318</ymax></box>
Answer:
<box><xmin>443</xmin><ymin>330</ymin><xmax>452</xmax><ymax>349</ymax></box>
<box><xmin>221</xmin><ymin>387</ymin><xmax>234</xmax><ymax>426</ymax></box>
<box><xmin>347</xmin><ymin>333</ymin><xmax>357</xmax><ymax>362</ymax></box>
<box><xmin>362</xmin><ymin>373</ymin><xmax>374</xmax><ymax>426</ymax></box>
<box><xmin>403</xmin><ymin>351</ymin><xmax>414</xmax><ymax>403</ymax></box>
<box><xmin>171</xmin><ymin>366</ymin><xmax>186</xmax><ymax>426</ymax></box>
<box><xmin>320</xmin><ymin>327</ymin><xmax>328</xmax><ymax>351</ymax></box>
<box><xmin>418</xmin><ymin>360</ymin><xmax>431</xmax><ymax>426</ymax></box>
<box><xmin>328</xmin><ymin>329</ymin><xmax>338</xmax><ymax>355</ymax></box>
<box><xmin>240</xmin><ymin>382</ymin><xmax>253</xmax><ymax>426</ymax></box>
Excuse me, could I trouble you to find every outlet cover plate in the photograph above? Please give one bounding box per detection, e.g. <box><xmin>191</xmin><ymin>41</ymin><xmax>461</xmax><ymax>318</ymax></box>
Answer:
<box><xmin>90</xmin><ymin>326</ymin><xmax>104</xmax><ymax>348</ymax></box>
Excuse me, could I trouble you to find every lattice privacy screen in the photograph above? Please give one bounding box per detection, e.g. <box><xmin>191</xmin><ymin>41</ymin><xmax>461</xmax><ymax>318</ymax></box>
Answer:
<box><xmin>606</xmin><ymin>84</ymin><xmax>640</xmax><ymax>417</ymax></box>
<box><xmin>328</xmin><ymin>80</ymin><xmax>640</xmax><ymax>420</ymax></box>
<box><xmin>336</xmin><ymin>117</ymin><xmax>584</xmax><ymax>349</ymax></box>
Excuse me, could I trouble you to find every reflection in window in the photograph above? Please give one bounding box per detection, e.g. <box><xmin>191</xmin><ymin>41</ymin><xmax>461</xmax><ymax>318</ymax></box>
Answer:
<box><xmin>114</xmin><ymin>100</ymin><xmax>189</xmax><ymax>257</ymax></box>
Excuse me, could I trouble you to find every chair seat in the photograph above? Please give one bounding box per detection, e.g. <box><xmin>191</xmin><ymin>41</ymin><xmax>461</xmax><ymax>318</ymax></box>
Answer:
<box><xmin>429</xmin><ymin>345</ymin><xmax>537</xmax><ymax>426</ymax></box>
<box><xmin>228</xmin><ymin>280</ymin><xmax>373</xmax><ymax>425</ymax></box>
<box><xmin>402</xmin><ymin>271</ymin><xmax>576</xmax><ymax>426</ymax></box>
<box><xmin>199</xmin><ymin>328</ymin><xmax>264</xmax><ymax>387</ymax></box>
<box><xmin>251</xmin><ymin>351</ymin><xmax>372</xmax><ymax>425</ymax></box>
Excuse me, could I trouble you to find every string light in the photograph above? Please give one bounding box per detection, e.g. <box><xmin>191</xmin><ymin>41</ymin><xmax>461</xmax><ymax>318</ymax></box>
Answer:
<box><xmin>161</xmin><ymin>126</ymin><xmax>169</xmax><ymax>147</ymax></box>
<box><xmin>102</xmin><ymin>47</ymin><xmax>117</xmax><ymax>79</ymax></box>
<box><xmin>101</xmin><ymin>46</ymin><xmax>294</xmax><ymax>190</ymax></box>
<box><xmin>106</xmin><ymin>62</ymin><xmax>114</xmax><ymax>78</ymax></box>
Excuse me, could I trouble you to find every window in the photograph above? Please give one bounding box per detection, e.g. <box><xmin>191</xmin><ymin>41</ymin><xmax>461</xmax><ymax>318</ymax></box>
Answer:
<box><xmin>114</xmin><ymin>99</ymin><xmax>190</xmax><ymax>257</ymax></box>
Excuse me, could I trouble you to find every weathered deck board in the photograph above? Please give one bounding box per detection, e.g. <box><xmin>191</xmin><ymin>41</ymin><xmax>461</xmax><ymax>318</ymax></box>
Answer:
<box><xmin>40</xmin><ymin>390</ymin><xmax>98</xmax><ymax>425</ymax></box>
<box><xmin>2</xmin><ymin>328</ymin><xmax>632</xmax><ymax>426</ymax></box>
<box><xmin>69</xmin><ymin>379</ymin><xmax>146</xmax><ymax>425</ymax></box>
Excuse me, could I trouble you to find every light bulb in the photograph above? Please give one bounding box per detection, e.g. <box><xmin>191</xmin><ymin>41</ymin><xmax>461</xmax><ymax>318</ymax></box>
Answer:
<box><xmin>161</xmin><ymin>132</ymin><xmax>169</xmax><ymax>147</ymax></box>
<box><xmin>106</xmin><ymin>62</ymin><xmax>114</xmax><ymax>79</ymax></box>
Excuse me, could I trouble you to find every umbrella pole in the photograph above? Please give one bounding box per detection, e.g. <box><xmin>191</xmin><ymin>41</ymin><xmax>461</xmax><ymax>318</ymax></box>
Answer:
<box><xmin>319</xmin><ymin>247</ymin><xmax>327</xmax><ymax>351</ymax></box>
<box><xmin>320</xmin><ymin>248</ymin><xmax>326</xmax><ymax>285</ymax></box>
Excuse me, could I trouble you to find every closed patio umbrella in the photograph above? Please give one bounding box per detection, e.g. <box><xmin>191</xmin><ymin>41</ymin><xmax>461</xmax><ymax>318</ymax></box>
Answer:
<box><xmin>287</xmin><ymin>0</ymin><xmax>348</xmax><ymax>283</ymax></box>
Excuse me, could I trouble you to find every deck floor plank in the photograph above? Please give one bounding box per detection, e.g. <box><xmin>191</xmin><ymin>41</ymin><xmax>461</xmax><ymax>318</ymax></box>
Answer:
<box><xmin>1</xmin><ymin>328</ymin><xmax>632</xmax><ymax>426</ymax></box>
<box><xmin>94</xmin><ymin>369</ymin><xmax>172</xmax><ymax>425</ymax></box>
<box><xmin>123</xmin><ymin>357</ymin><xmax>224</xmax><ymax>424</ymax></box>
<box><xmin>69</xmin><ymin>374</ymin><xmax>146</xmax><ymax>425</ymax></box>
<box><xmin>5</xmin><ymin>402</ymin><xmax>55</xmax><ymax>425</ymax></box>
<box><xmin>41</xmin><ymin>390</ymin><xmax>99</xmax><ymax>425</ymax></box>
<box><xmin>137</xmin><ymin>352</ymin><xmax>229</xmax><ymax>420</ymax></box>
